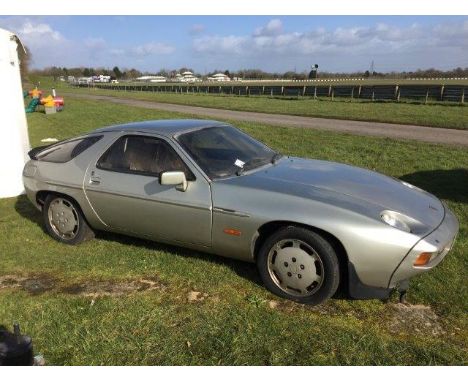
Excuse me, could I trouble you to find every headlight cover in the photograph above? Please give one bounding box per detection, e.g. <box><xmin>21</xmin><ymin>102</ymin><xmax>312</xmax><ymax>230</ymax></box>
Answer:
<box><xmin>380</xmin><ymin>210</ymin><xmax>411</xmax><ymax>232</ymax></box>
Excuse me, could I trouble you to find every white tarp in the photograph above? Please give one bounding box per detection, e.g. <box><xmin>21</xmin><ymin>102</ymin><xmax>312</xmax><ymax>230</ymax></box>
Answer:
<box><xmin>0</xmin><ymin>28</ymin><xmax>30</xmax><ymax>198</ymax></box>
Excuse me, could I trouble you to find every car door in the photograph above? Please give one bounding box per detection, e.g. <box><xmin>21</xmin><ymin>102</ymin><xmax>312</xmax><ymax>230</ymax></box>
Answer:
<box><xmin>83</xmin><ymin>133</ymin><xmax>212</xmax><ymax>247</ymax></box>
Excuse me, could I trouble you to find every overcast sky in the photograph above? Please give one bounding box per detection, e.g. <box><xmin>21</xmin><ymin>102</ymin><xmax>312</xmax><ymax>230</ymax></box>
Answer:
<box><xmin>0</xmin><ymin>16</ymin><xmax>467</xmax><ymax>73</ymax></box>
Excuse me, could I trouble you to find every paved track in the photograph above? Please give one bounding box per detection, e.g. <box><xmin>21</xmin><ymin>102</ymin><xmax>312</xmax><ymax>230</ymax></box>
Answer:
<box><xmin>66</xmin><ymin>93</ymin><xmax>468</xmax><ymax>146</ymax></box>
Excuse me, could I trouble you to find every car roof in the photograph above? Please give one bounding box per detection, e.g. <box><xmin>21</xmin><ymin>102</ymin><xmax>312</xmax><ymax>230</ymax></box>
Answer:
<box><xmin>93</xmin><ymin>119</ymin><xmax>227</xmax><ymax>137</ymax></box>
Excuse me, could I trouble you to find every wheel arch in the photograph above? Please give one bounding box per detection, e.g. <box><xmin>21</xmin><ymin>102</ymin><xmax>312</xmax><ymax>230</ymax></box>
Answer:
<box><xmin>36</xmin><ymin>190</ymin><xmax>81</xmax><ymax>209</ymax></box>
<box><xmin>252</xmin><ymin>220</ymin><xmax>350</xmax><ymax>294</ymax></box>
<box><xmin>35</xmin><ymin>190</ymin><xmax>94</xmax><ymax>228</ymax></box>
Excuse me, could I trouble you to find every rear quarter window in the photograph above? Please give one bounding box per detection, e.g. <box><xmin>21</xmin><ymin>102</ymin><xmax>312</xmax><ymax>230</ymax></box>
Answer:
<box><xmin>35</xmin><ymin>135</ymin><xmax>103</xmax><ymax>163</ymax></box>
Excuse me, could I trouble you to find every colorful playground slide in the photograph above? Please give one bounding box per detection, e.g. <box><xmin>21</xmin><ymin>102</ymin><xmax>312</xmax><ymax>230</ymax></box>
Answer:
<box><xmin>25</xmin><ymin>97</ymin><xmax>40</xmax><ymax>113</ymax></box>
<box><xmin>24</xmin><ymin>88</ymin><xmax>65</xmax><ymax>113</ymax></box>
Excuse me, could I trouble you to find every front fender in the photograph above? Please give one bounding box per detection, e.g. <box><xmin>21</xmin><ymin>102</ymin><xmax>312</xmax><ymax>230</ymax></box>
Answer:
<box><xmin>211</xmin><ymin>181</ymin><xmax>419</xmax><ymax>289</ymax></box>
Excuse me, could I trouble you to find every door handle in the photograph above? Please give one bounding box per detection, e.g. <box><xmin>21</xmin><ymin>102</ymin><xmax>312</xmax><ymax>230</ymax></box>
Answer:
<box><xmin>90</xmin><ymin>176</ymin><xmax>101</xmax><ymax>185</ymax></box>
<box><xmin>89</xmin><ymin>170</ymin><xmax>101</xmax><ymax>185</ymax></box>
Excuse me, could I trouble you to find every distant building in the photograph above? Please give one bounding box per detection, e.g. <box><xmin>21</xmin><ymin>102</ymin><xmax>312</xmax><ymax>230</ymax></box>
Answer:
<box><xmin>92</xmin><ymin>74</ymin><xmax>111</xmax><ymax>83</ymax></box>
<box><xmin>150</xmin><ymin>76</ymin><xmax>167</xmax><ymax>83</ymax></box>
<box><xmin>181</xmin><ymin>71</ymin><xmax>201</xmax><ymax>83</ymax></box>
<box><xmin>136</xmin><ymin>75</ymin><xmax>167</xmax><ymax>82</ymax></box>
<box><xmin>207</xmin><ymin>73</ymin><xmax>231</xmax><ymax>82</ymax></box>
<box><xmin>77</xmin><ymin>77</ymin><xmax>92</xmax><ymax>84</ymax></box>
<box><xmin>172</xmin><ymin>71</ymin><xmax>201</xmax><ymax>83</ymax></box>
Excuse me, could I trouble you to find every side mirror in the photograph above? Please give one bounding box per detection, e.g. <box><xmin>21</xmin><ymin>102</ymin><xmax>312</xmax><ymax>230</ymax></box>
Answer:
<box><xmin>160</xmin><ymin>171</ymin><xmax>188</xmax><ymax>191</ymax></box>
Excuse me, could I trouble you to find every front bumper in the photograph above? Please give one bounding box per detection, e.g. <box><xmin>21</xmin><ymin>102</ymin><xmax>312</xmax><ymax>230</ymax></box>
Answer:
<box><xmin>388</xmin><ymin>204</ymin><xmax>459</xmax><ymax>289</ymax></box>
<box><xmin>348</xmin><ymin>203</ymin><xmax>459</xmax><ymax>300</ymax></box>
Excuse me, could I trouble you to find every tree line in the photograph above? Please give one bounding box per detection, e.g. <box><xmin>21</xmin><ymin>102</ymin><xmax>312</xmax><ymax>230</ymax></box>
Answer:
<box><xmin>29</xmin><ymin>65</ymin><xmax>468</xmax><ymax>81</ymax></box>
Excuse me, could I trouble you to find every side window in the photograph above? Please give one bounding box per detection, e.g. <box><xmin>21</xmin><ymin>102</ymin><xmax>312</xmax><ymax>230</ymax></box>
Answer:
<box><xmin>97</xmin><ymin>135</ymin><xmax>195</xmax><ymax>180</ymax></box>
<box><xmin>36</xmin><ymin>135</ymin><xmax>103</xmax><ymax>163</ymax></box>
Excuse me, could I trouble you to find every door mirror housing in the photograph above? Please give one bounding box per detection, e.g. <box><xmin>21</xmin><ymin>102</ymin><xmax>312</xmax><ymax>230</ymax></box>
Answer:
<box><xmin>160</xmin><ymin>171</ymin><xmax>188</xmax><ymax>191</ymax></box>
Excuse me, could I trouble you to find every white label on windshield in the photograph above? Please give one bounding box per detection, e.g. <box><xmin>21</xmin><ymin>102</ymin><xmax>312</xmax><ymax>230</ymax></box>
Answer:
<box><xmin>234</xmin><ymin>159</ymin><xmax>245</xmax><ymax>168</ymax></box>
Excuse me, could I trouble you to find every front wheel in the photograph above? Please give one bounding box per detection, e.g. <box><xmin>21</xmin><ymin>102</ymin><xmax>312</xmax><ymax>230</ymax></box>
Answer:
<box><xmin>43</xmin><ymin>194</ymin><xmax>94</xmax><ymax>245</ymax></box>
<box><xmin>256</xmin><ymin>226</ymin><xmax>340</xmax><ymax>305</ymax></box>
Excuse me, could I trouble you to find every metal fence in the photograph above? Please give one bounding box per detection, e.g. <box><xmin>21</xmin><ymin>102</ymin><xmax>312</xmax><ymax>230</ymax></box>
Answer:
<box><xmin>74</xmin><ymin>83</ymin><xmax>467</xmax><ymax>103</ymax></box>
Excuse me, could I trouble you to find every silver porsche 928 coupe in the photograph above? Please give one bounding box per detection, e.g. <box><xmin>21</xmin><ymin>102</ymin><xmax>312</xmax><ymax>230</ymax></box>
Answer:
<box><xmin>23</xmin><ymin>120</ymin><xmax>459</xmax><ymax>305</ymax></box>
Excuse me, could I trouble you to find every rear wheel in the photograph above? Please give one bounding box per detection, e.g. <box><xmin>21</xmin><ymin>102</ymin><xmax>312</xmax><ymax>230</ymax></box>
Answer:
<box><xmin>257</xmin><ymin>226</ymin><xmax>340</xmax><ymax>305</ymax></box>
<box><xmin>43</xmin><ymin>194</ymin><xmax>94</xmax><ymax>245</ymax></box>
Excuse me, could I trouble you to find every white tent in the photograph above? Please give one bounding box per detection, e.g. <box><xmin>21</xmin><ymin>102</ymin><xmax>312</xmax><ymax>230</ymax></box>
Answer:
<box><xmin>0</xmin><ymin>28</ymin><xmax>30</xmax><ymax>198</ymax></box>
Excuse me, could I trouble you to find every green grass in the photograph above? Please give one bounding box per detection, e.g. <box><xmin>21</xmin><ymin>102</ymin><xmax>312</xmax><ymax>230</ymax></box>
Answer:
<box><xmin>67</xmin><ymin>86</ymin><xmax>468</xmax><ymax>130</ymax></box>
<box><xmin>1</xmin><ymin>98</ymin><xmax>467</xmax><ymax>365</ymax></box>
<box><xmin>26</xmin><ymin>77</ymin><xmax>468</xmax><ymax>130</ymax></box>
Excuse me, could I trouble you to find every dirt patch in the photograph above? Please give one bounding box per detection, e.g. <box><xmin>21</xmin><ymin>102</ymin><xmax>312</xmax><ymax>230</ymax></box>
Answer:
<box><xmin>266</xmin><ymin>299</ymin><xmax>298</xmax><ymax>312</ymax></box>
<box><xmin>61</xmin><ymin>278</ymin><xmax>166</xmax><ymax>297</ymax></box>
<box><xmin>0</xmin><ymin>274</ymin><xmax>165</xmax><ymax>297</ymax></box>
<box><xmin>0</xmin><ymin>275</ymin><xmax>25</xmax><ymax>288</ymax></box>
<box><xmin>21</xmin><ymin>278</ymin><xmax>56</xmax><ymax>295</ymax></box>
<box><xmin>388</xmin><ymin>303</ymin><xmax>445</xmax><ymax>336</ymax></box>
<box><xmin>187</xmin><ymin>290</ymin><xmax>209</xmax><ymax>302</ymax></box>
<box><xmin>0</xmin><ymin>275</ymin><xmax>56</xmax><ymax>295</ymax></box>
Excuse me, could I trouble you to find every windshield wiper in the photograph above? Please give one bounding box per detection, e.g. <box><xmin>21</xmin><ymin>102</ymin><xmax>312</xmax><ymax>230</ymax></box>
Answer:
<box><xmin>271</xmin><ymin>152</ymin><xmax>282</xmax><ymax>164</ymax></box>
<box><xmin>235</xmin><ymin>167</ymin><xmax>245</xmax><ymax>176</ymax></box>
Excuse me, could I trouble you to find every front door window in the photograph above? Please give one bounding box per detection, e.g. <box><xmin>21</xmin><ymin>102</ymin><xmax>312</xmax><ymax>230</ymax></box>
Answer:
<box><xmin>97</xmin><ymin>135</ymin><xmax>195</xmax><ymax>180</ymax></box>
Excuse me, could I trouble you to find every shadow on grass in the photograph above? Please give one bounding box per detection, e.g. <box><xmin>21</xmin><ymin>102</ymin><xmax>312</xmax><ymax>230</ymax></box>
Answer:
<box><xmin>13</xmin><ymin>194</ymin><xmax>381</xmax><ymax>301</ymax></box>
<box><xmin>13</xmin><ymin>195</ymin><xmax>263</xmax><ymax>288</ymax></box>
<box><xmin>400</xmin><ymin>168</ymin><xmax>468</xmax><ymax>204</ymax></box>
<box><xmin>14</xmin><ymin>195</ymin><xmax>44</xmax><ymax>227</ymax></box>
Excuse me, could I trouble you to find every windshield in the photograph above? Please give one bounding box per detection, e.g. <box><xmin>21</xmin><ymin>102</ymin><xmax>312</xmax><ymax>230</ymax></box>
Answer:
<box><xmin>176</xmin><ymin>125</ymin><xmax>277</xmax><ymax>179</ymax></box>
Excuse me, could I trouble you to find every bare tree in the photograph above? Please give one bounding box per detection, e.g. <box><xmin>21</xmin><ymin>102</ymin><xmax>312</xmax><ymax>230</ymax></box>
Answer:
<box><xmin>18</xmin><ymin>45</ymin><xmax>31</xmax><ymax>82</ymax></box>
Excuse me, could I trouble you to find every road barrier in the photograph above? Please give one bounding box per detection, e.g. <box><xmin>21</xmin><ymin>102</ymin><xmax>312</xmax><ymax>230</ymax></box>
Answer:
<box><xmin>73</xmin><ymin>83</ymin><xmax>467</xmax><ymax>103</ymax></box>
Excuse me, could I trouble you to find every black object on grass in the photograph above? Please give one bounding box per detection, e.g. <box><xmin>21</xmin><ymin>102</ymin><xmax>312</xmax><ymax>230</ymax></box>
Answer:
<box><xmin>0</xmin><ymin>323</ymin><xmax>34</xmax><ymax>366</ymax></box>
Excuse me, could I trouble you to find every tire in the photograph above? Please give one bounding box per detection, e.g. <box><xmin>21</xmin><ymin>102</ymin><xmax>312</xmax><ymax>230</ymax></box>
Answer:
<box><xmin>256</xmin><ymin>226</ymin><xmax>340</xmax><ymax>305</ymax></box>
<box><xmin>42</xmin><ymin>194</ymin><xmax>94</xmax><ymax>245</ymax></box>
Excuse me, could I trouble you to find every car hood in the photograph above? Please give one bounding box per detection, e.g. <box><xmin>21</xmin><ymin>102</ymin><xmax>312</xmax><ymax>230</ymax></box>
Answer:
<box><xmin>222</xmin><ymin>157</ymin><xmax>444</xmax><ymax>229</ymax></box>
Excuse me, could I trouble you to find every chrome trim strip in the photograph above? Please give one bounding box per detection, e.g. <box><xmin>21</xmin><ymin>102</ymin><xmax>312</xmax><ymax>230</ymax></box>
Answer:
<box><xmin>86</xmin><ymin>187</ymin><xmax>210</xmax><ymax>212</ymax></box>
<box><xmin>44</xmin><ymin>181</ymin><xmax>82</xmax><ymax>190</ymax></box>
<box><xmin>213</xmin><ymin>207</ymin><xmax>250</xmax><ymax>218</ymax></box>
